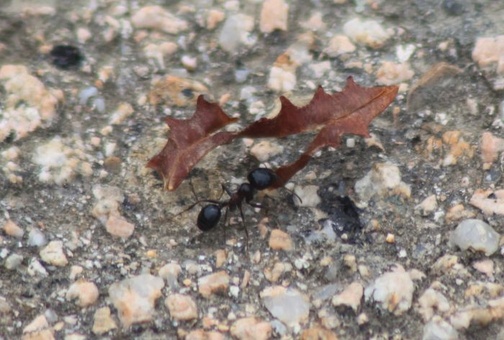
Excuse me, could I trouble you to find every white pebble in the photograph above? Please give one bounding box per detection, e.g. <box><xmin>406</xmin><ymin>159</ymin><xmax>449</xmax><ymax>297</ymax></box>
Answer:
<box><xmin>5</xmin><ymin>254</ymin><xmax>23</xmax><ymax>270</ymax></box>
<box><xmin>66</xmin><ymin>281</ymin><xmax>99</xmax><ymax>307</ymax></box>
<box><xmin>79</xmin><ymin>87</ymin><xmax>98</xmax><ymax>105</ymax></box>
<box><xmin>28</xmin><ymin>228</ymin><xmax>47</xmax><ymax>247</ymax></box>
<box><xmin>218</xmin><ymin>14</ymin><xmax>255</xmax><ymax>53</ymax></box>
<box><xmin>181</xmin><ymin>55</ymin><xmax>197</xmax><ymax>71</ymax></box>
<box><xmin>250</xmin><ymin>141</ymin><xmax>284</xmax><ymax>162</ymax></box>
<box><xmin>28</xmin><ymin>258</ymin><xmax>48</xmax><ymax>277</ymax></box>
<box><xmin>109</xmin><ymin>274</ymin><xmax>164</xmax><ymax>327</ymax></box>
<box><xmin>449</xmin><ymin>219</ymin><xmax>500</xmax><ymax>256</ymax></box>
<box><xmin>293</xmin><ymin>185</ymin><xmax>321</xmax><ymax>207</ymax></box>
<box><xmin>422</xmin><ymin>316</ymin><xmax>459</xmax><ymax>340</ymax></box>
<box><xmin>343</xmin><ymin>18</ymin><xmax>392</xmax><ymax>49</ymax></box>
<box><xmin>261</xmin><ymin>286</ymin><xmax>310</xmax><ymax>326</ymax></box>
<box><xmin>39</xmin><ymin>240</ymin><xmax>68</xmax><ymax>267</ymax></box>
<box><xmin>364</xmin><ymin>265</ymin><xmax>414</xmax><ymax>315</ymax></box>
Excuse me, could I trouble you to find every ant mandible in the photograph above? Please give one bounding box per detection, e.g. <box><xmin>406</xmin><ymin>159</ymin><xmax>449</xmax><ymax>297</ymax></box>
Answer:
<box><xmin>187</xmin><ymin>168</ymin><xmax>278</xmax><ymax>242</ymax></box>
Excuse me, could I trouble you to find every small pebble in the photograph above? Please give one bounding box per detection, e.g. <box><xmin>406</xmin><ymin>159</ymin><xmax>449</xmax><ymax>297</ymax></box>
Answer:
<box><xmin>332</xmin><ymin>282</ymin><xmax>363</xmax><ymax>312</ymax></box>
<box><xmin>230</xmin><ymin>317</ymin><xmax>272</xmax><ymax>340</ymax></box>
<box><xmin>28</xmin><ymin>228</ymin><xmax>47</xmax><ymax>246</ymax></box>
<box><xmin>28</xmin><ymin>258</ymin><xmax>48</xmax><ymax>277</ymax></box>
<box><xmin>0</xmin><ymin>65</ymin><xmax>60</xmax><ymax>142</ymax></box>
<box><xmin>206</xmin><ymin>9</ymin><xmax>225</xmax><ymax>30</ymax></box>
<box><xmin>109</xmin><ymin>102</ymin><xmax>134</xmax><ymax>125</ymax></box>
<box><xmin>198</xmin><ymin>271</ymin><xmax>230</xmax><ymax>298</ymax></box>
<box><xmin>108</xmin><ymin>274</ymin><xmax>164</xmax><ymax>327</ymax></box>
<box><xmin>66</xmin><ymin>281</ymin><xmax>99</xmax><ymax>307</ymax></box>
<box><xmin>415</xmin><ymin>195</ymin><xmax>438</xmax><ymax>216</ymax></box>
<box><xmin>92</xmin><ymin>307</ymin><xmax>117</xmax><ymax>335</ymax></box>
<box><xmin>259</xmin><ymin>0</ymin><xmax>289</xmax><ymax>33</ymax></box>
<box><xmin>131</xmin><ymin>6</ymin><xmax>188</xmax><ymax>34</ymax></box>
<box><xmin>264</xmin><ymin>262</ymin><xmax>291</xmax><ymax>283</ymax></box>
<box><xmin>356</xmin><ymin>312</ymin><xmax>368</xmax><ymax>325</ymax></box>
<box><xmin>449</xmin><ymin>219</ymin><xmax>500</xmax><ymax>256</ymax></box>
<box><xmin>23</xmin><ymin>314</ymin><xmax>53</xmax><ymax>338</ymax></box>
<box><xmin>69</xmin><ymin>265</ymin><xmax>83</xmax><ymax>280</ymax></box>
<box><xmin>375</xmin><ymin>61</ymin><xmax>415</xmax><ymax>86</ymax></box>
<box><xmin>472</xmin><ymin>259</ymin><xmax>494</xmax><ymax>277</ymax></box>
<box><xmin>33</xmin><ymin>137</ymin><xmax>93</xmax><ymax>185</ymax></box>
<box><xmin>480</xmin><ymin>132</ymin><xmax>504</xmax><ymax>169</ymax></box>
<box><xmin>148</xmin><ymin>75</ymin><xmax>208</xmax><ymax>106</ymax></box>
<box><xmin>143</xmin><ymin>42</ymin><xmax>177</xmax><ymax>70</ymax></box>
<box><xmin>293</xmin><ymin>185</ymin><xmax>321</xmax><ymax>207</ymax></box>
<box><xmin>355</xmin><ymin>162</ymin><xmax>411</xmax><ymax>202</ymax></box>
<box><xmin>472</xmin><ymin>36</ymin><xmax>504</xmax><ymax>74</ymax></box>
<box><xmin>343</xmin><ymin>255</ymin><xmax>357</xmax><ymax>272</ymax></box>
<box><xmin>2</xmin><ymin>220</ymin><xmax>24</xmax><ymax>238</ymax></box>
<box><xmin>364</xmin><ymin>265</ymin><xmax>415</xmax><ymax>315</ymax></box>
<box><xmin>250</xmin><ymin>141</ymin><xmax>284</xmax><ymax>162</ymax></box>
<box><xmin>5</xmin><ymin>253</ymin><xmax>23</xmax><ymax>270</ymax></box>
<box><xmin>469</xmin><ymin>189</ymin><xmax>504</xmax><ymax>215</ymax></box>
<box><xmin>385</xmin><ymin>233</ymin><xmax>395</xmax><ymax>243</ymax></box>
<box><xmin>417</xmin><ymin>288</ymin><xmax>451</xmax><ymax>321</ymax></box>
<box><xmin>422</xmin><ymin>316</ymin><xmax>459</xmax><ymax>340</ymax></box>
<box><xmin>260</xmin><ymin>286</ymin><xmax>310</xmax><ymax>326</ymax></box>
<box><xmin>165</xmin><ymin>294</ymin><xmax>198</xmax><ymax>321</ymax></box>
<box><xmin>39</xmin><ymin>240</ymin><xmax>68</xmax><ymax>267</ymax></box>
<box><xmin>181</xmin><ymin>55</ymin><xmax>198</xmax><ymax>71</ymax></box>
<box><xmin>0</xmin><ymin>296</ymin><xmax>11</xmax><ymax>314</ymax></box>
<box><xmin>268</xmin><ymin>229</ymin><xmax>293</xmax><ymax>251</ymax></box>
<box><xmin>325</xmin><ymin>35</ymin><xmax>356</xmax><ymax>57</ymax></box>
<box><xmin>267</xmin><ymin>54</ymin><xmax>297</xmax><ymax>92</ymax></box>
<box><xmin>214</xmin><ymin>249</ymin><xmax>227</xmax><ymax>268</ymax></box>
<box><xmin>218</xmin><ymin>14</ymin><xmax>255</xmax><ymax>53</ymax></box>
<box><xmin>105</xmin><ymin>215</ymin><xmax>135</xmax><ymax>239</ymax></box>
<box><xmin>158</xmin><ymin>263</ymin><xmax>182</xmax><ymax>289</ymax></box>
<box><xmin>343</xmin><ymin>18</ymin><xmax>392</xmax><ymax>49</ymax></box>
<box><xmin>300</xmin><ymin>327</ymin><xmax>338</xmax><ymax>340</ymax></box>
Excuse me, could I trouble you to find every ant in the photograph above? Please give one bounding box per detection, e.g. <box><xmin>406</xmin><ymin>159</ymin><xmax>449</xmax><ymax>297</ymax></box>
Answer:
<box><xmin>183</xmin><ymin>167</ymin><xmax>279</xmax><ymax>245</ymax></box>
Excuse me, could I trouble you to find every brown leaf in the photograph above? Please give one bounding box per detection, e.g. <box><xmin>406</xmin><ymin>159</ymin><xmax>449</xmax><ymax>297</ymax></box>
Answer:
<box><xmin>238</xmin><ymin>77</ymin><xmax>396</xmax><ymax>138</ymax></box>
<box><xmin>239</xmin><ymin>77</ymin><xmax>399</xmax><ymax>187</ymax></box>
<box><xmin>147</xmin><ymin>77</ymin><xmax>398</xmax><ymax>191</ymax></box>
<box><xmin>147</xmin><ymin>95</ymin><xmax>237</xmax><ymax>190</ymax></box>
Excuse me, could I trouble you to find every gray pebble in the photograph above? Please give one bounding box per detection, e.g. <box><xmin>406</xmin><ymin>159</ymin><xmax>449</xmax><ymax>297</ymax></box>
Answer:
<box><xmin>5</xmin><ymin>254</ymin><xmax>23</xmax><ymax>270</ymax></box>
<box><xmin>28</xmin><ymin>228</ymin><xmax>47</xmax><ymax>247</ymax></box>
<box><xmin>449</xmin><ymin>219</ymin><xmax>501</xmax><ymax>256</ymax></box>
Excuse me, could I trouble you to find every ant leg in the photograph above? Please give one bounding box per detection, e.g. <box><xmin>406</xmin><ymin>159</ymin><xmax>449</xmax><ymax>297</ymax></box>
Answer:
<box><xmin>222</xmin><ymin>207</ymin><xmax>229</xmax><ymax>246</ymax></box>
<box><xmin>282</xmin><ymin>187</ymin><xmax>303</xmax><ymax>205</ymax></box>
<box><xmin>189</xmin><ymin>176</ymin><xmax>200</xmax><ymax>201</ymax></box>
<box><xmin>237</xmin><ymin>206</ymin><xmax>250</xmax><ymax>255</ymax></box>
<box><xmin>221</xmin><ymin>184</ymin><xmax>234</xmax><ymax>198</ymax></box>
<box><xmin>173</xmin><ymin>198</ymin><xmax>222</xmax><ymax>218</ymax></box>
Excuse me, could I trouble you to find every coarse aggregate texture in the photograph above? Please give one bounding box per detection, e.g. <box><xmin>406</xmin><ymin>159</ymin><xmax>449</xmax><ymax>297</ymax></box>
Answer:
<box><xmin>1</xmin><ymin>0</ymin><xmax>504</xmax><ymax>339</ymax></box>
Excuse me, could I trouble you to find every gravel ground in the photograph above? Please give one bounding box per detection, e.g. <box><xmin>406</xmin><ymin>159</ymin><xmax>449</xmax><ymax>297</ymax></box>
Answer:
<box><xmin>1</xmin><ymin>0</ymin><xmax>504</xmax><ymax>339</ymax></box>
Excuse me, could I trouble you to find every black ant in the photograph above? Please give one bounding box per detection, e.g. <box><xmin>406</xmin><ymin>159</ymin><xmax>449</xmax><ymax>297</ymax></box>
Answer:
<box><xmin>182</xmin><ymin>168</ymin><xmax>279</xmax><ymax>245</ymax></box>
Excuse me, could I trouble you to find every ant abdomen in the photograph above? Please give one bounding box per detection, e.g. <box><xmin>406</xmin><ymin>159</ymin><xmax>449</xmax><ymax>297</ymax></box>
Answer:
<box><xmin>247</xmin><ymin>168</ymin><xmax>277</xmax><ymax>190</ymax></box>
<box><xmin>197</xmin><ymin>204</ymin><xmax>221</xmax><ymax>231</ymax></box>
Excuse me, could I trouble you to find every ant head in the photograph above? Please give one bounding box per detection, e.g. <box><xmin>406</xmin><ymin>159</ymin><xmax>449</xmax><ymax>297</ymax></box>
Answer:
<box><xmin>197</xmin><ymin>204</ymin><xmax>222</xmax><ymax>231</ymax></box>
<box><xmin>238</xmin><ymin>182</ymin><xmax>254</xmax><ymax>202</ymax></box>
<box><xmin>248</xmin><ymin>168</ymin><xmax>277</xmax><ymax>190</ymax></box>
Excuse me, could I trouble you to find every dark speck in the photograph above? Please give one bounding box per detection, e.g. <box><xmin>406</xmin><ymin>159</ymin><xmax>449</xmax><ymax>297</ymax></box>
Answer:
<box><xmin>487</xmin><ymin>192</ymin><xmax>497</xmax><ymax>200</ymax></box>
<box><xmin>442</xmin><ymin>0</ymin><xmax>464</xmax><ymax>16</ymax></box>
<box><xmin>181</xmin><ymin>88</ymin><xmax>194</xmax><ymax>98</ymax></box>
<box><xmin>49</xmin><ymin>45</ymin><xmax>83</xmax><ymax>69</ymax></box>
